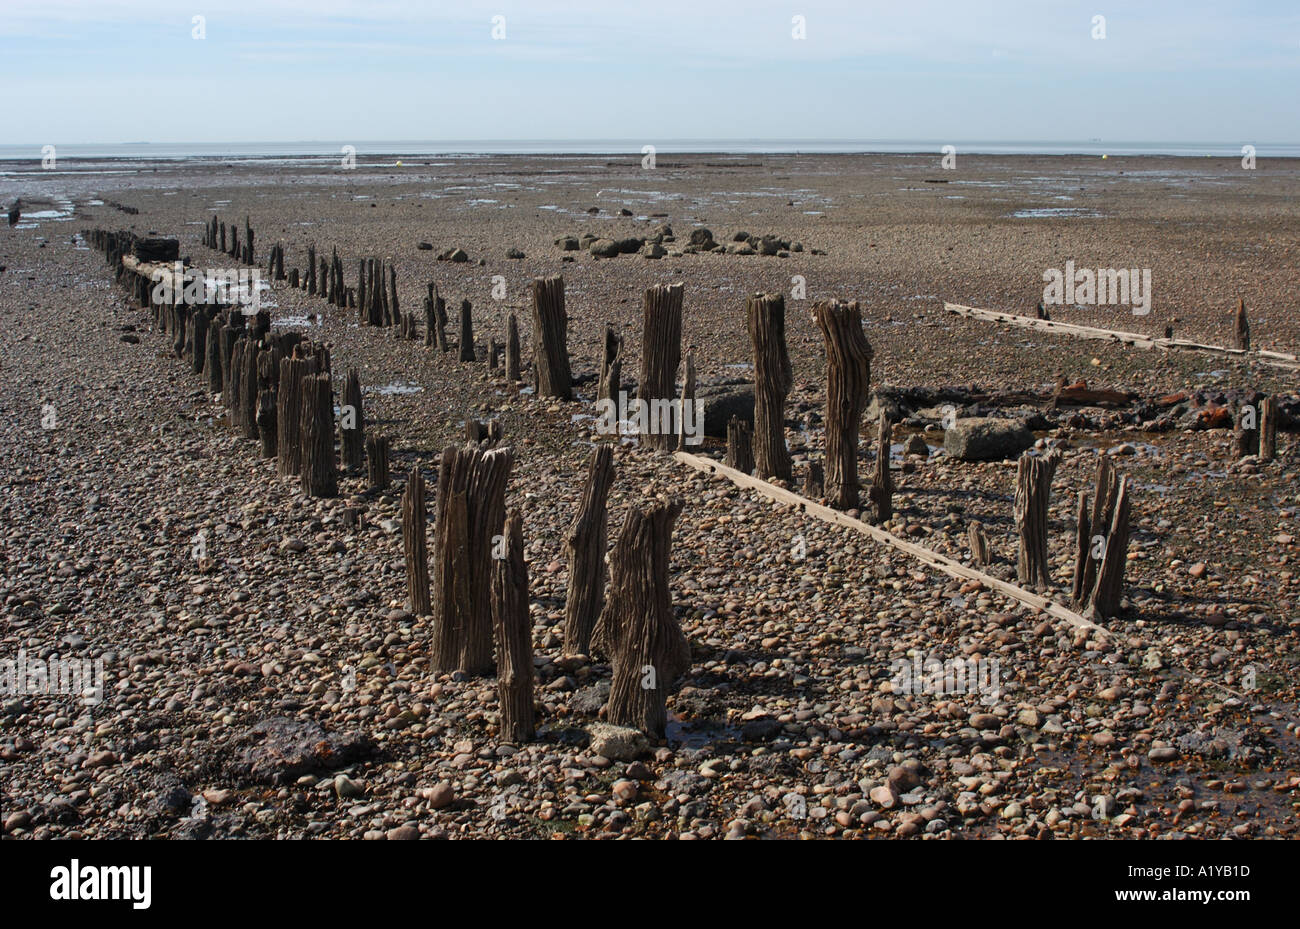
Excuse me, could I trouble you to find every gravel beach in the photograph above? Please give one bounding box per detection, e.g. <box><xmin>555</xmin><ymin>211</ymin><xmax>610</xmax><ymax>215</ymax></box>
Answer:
<box><xmin>2</xmin><ymin>152</ymin><xmax>1297</xmax><ymax>840</ymax></box>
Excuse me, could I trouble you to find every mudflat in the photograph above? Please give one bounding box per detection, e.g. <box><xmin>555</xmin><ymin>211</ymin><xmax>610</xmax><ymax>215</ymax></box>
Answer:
<box><xmin>1</xmin><ymin>152</ymin><xmax>1297</xmax><ymax>839</ymax></box>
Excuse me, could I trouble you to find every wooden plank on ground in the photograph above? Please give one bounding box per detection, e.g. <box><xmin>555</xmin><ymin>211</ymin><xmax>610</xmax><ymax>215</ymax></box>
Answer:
<box><xmin>944</xmin><ymin>302</ymin><xmax>1300</xmax><ymax>372</ymax></box>
<box><xmin>674</xmin><ymin>450</ymin><xmax>1111</xmax><ymax>640</ymax></box>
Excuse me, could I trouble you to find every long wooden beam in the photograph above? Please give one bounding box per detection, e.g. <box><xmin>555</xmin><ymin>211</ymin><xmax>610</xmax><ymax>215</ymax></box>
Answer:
<box><xmin>673</xmin><ymin>450</ymin><xmax>1111</xmax><ymax>640</ymax></box>
<box><xmin>944</xmin><ymin>302</ymin><xmax>1300</xmax><ymax>372</ymax></box>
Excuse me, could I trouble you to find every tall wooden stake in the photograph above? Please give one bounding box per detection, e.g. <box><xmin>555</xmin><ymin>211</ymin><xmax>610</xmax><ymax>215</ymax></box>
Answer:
<box><xmin>813</xmin><ymin>299</ymin><xmax>873</xmax><ymax>507</ymax></box>
<box><xmin>563</xmin><ymin>445</ymin><xmax>615</xmax><ymax>657</ymax></box>
<box><xmin>746</xmin><ymin>292</ymin><xmax>793</xmax><ymax>482</ymax></box>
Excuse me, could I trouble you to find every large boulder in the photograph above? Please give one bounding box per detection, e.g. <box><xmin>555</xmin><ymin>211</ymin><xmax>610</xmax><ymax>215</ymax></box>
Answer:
<box><xmin>699</xmin><ymin>385</ymin><xmax>755</xmax><ymax>437</ymax></box>
<box><xmin>943</xmin><ymin>417</ymin><xmax>1035</xmax><ymax>461</ymax></box>
<box><xmin>589</xmin><ymin>238</ymin><xmax>620</xmax><ymax>258</ymax></box>
<box><xmin>586</xmin><ymin>723</ymin><xmax>650</xmax><ymax>761</ymax></box>
<box><xmin>688</xmin><ymin>228</ymin><xmax>716</xmax><ymax>248</ymax></box>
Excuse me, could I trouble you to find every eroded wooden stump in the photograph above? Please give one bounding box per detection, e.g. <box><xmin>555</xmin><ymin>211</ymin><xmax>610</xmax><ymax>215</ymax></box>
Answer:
<box><xmin>1014</xmin><ymin>450</ymin><xmax>1059</xmax><ymax>589</ymax></box>
<box><xmin>594</xmin><ymin>498</ymin><xmax>689</xmax><ymax>737</ymax></box>
<box><xmin>812</xmin><ymin>299</ymin><xmax>873</xmax><ymax>508</ymax></box>
<box><xmin>530</xmin><ymin>275</ymin><xmax>572</xmax><ymax>400</ymax></box>
<box><xmin>491</xmin><ymin>509</ymin><xmax>535</xmax><ymax>742</ymax></box>
<box><xmin>563</xmin><ymin>444</ymin><xmax>615</xmax><ymax>657</ymax></box>
<box><xmin>746</xmin><ymin>292</ymin><xmax>793</xmax><ymax>481</ymax></box>
<box><xmin>430</xmin><ymin>445</ymin><xmax>513</xmax><ymax>676</ymax></box>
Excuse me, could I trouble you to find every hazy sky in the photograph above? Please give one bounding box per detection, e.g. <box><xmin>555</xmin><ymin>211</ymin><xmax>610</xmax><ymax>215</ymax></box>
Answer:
<box><xmin>1</xmin><ymin>0</ymin><xmax>1296</xmax><ymax>144</ymax></box>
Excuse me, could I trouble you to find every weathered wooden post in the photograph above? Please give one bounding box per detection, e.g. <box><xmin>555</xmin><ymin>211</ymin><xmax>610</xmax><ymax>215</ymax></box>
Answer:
<box><xmin>488</xmin><ymin>338</ymin><xmax>501</xmax><ymax>372</ymax></box>
<box><xmin>1233</xmin><ymin>298</ymin><xmax>1250</xmax><ymax>351</ymax></box>
<box><xmin>725</xmin><ymin>416</ymin><xmax>754</xmax><ymax>474</ymax></box>
<box><xmin>423</xmin><ymin>283</ymin><xmax>437</xmax><ymax>347</ymax></box>
<box><xmin>1074</xmin><ymin>458</ymin><xmax>1116</xmax><ymax>609</ymax></box>
<box><xmin>228</xmin><ymin>339</ymin><xmax>246</xmax><ymax>429</ymax></box>
<box><xmin>639</xmin><ymin>283</ymin><xmax>684</xmax><ymax>450</ymax></box>
<box><xmin>276</xmin><ymin>356</ymin><xmax>316</xmax><ymax>476</ymax></box>
<box><xmin>676</xmin><ymin>351</ymin><xmax>696</xmax><ymax>451</ymax></box>
<box><xmin>191</xmin><ymin>306</ymin><xmax>209</xmax><ymax>376</ymax></box>
<box><xmin>593</xmin><ymin>498</ymin><xmax>689</xmax><ymax>737</ymax></box>
<box><xmin>1259</xmin><ymin>396</ymin><xmax>1278</xmax><ymax>461</ymax></box>
<box><xmin>459</xmin><ymin>299</ymin><xmax>476</xmax><ymax>361</ymax></box>
<box><xmin>491</xmin><ymin>509</ymin><xmax>535</xmax><ymax>742</ymax></box>
<box><xmin>358</xmin><ymin>260</ymin><xmax>368</xmax><ymax>318</ymax></box>
<box><xmin>256</xmin><ymin>389</ymin><xmax>277</xmax><ymax>458</ymax></box>
<box><xmin>206</xmin><ymin>317</ymin><xmax>223</xmax><ymax>393</ymax></box>
<box><xmin>466</xmin><ymin>419</ymin><xmax>503</xmax><ymax>448</ymax></box>
<box><xmin>387</xmin><ymin>264</ymin><xmax>399</xmax><ymax>326</ymax></box>
<box><xmin>530</xmin><ymin>275</ymin><xmax>572</xmax><ymax>400</ymax></box>
<box><xmin>968</xmin><ymin>520</ymin><xmax>991</xmax><ymax>566</ymax></box>
<box><xmin>505</xmin><ymin>311</ymin><xmax>521</xmax><ymax>381</ymax></box>
<box><xmin>366</xmin><ymin>433</ymin><xmax>390</xmax><ymax>490</ymax></box>
<box><xmin>804</xmin><ymin>461</ymin><xmax>824</xmax><ymax>498</ymax></box>
<box><xmin>430</xmin><ymin>445</ymin><xmax>514</xmax><ymax>675</ymax></box>
<box><xmin>402</xmin><ymin>469</ymin><xmax>431</xmax><ymax>615</ymax></box>
<box><xmin>1076</xmin><ymin>465</ymin><xmax>1138</xmax><ymax>618</ymax></box>
<box><xmin>299</xmin><ymin>373</ymin><xmax>337</xmax><ymax>497</ymax></box>
<box><xmin>868</xmin><ymin>412</ymin><xmax>893</xmax><ymax>524</ymax></box>
<box><xmin>812</xmin><ymin>299</ymin><xmax>873</xmax><ymax>508</ymax></box>
<box><xmin>1015</xmin><ymin>450</ymin><xmax>1059</xmax><ymax>589</ymax></box>
<box><xmin>341</xmin><ymin>368</ymin><xmax>365</xmax><ymax>471</ymax></box>
<box><xmin>1236</xmin><ymin>398</ymin><xmax>1261</xmax><ymax>458</ymax></box>
<box><xmin>563</xmin><ymin>445</ymin><xmax>615</xmax><ymax>657</ymax></box>
<box><xmin>746</xmin><ymin>292</ymin><xmax>793</xmax><ymax>481</ymax></box>
<box><xmin>599</xmin><ymin>323</ymin><xmax>622</xmax><ymax>403</ymax></box>
<box><xmin>239</xmin><ymin>339</ymin><xmax>261</xmax><ymax>440</ymax></box>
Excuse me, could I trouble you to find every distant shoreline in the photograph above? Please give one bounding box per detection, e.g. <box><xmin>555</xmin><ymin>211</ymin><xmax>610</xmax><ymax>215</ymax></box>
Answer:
<box><xmin>3</xmin><ymin>140</ymin><xmax>1300</xmax><ymax>161</ymax></box>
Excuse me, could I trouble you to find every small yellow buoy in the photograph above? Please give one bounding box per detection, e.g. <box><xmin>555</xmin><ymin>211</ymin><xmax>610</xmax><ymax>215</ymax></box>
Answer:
<box><xmin>396</xmin><ymin>160</ymin><xmax>403</xmax><ymax>166</ymax></box>
<box><xmin>1101</xmin><ymin>154</ymin><xmax>1108</xmax><ymax>159</ymax></box>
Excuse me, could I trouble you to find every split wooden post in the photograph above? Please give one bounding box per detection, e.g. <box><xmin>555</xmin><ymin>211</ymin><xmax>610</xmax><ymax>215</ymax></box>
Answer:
<box><xmin>430</xmin><ymin>445</ymin><xmax>514</xmax><ymax>676</ymax></box>
<box><xmin>1259</xmin><ymin>395</ymin><xmax>1278</xmax><ymax>461</ymax></box>
<box><xmin>341</xmin><ymin>368</ymin><xmax>365</xmax><ymax>472</ymax></box>
<box><xmin>1075</xmin><ymin>457</ymin><xmax>1117</xmax><ymax>609</ymax></box>
<box><xmin>1014</xmin><ymin>450</ymin><xmax>1060</xmax><ymax>589</ymax></box>
<box><xmin>638</xmin><ymin>283</ymin><xmax>684</xmax><ymax>451</ymax></box>
<box><xmin>812</xmin><ymin>299</ymin><xmax>873</xmax><ymax>508</ymax></box>
<box><xmin>1089</xmin><ymin>477</ymin><xmax>1132</xmax><ymax>619</ymax></box>
<box><xmin>746</xmin><ymin>292</ymin><xmax>793</xmax><ymax>481</ymax></box>
<box><xmin>402</xmin><ymin>469</ymin><xmax>431</xmax><ymax>615</ymax></box>
<box><xmin>530</xmin><ymin>275</ymin><xmax>572</xmax><ymax>400</ymax></box>
<box><xmin>505</xmin><ymin>311</ymin><xmax>521</xmax><ymax>381</ymax></box>
<box><xmin>868</xmin><ymin>412</ymin><xmax>893</xmax><ymax>524</ymax></box>
<box><xmin>366</xmin><ymin>434</ymin><xmax>390</xmax><ymax>490</ymax></box>
<box><xmin>491</xmin><ymin>509</ymin><xmax>535</xmax><ymax>742</ymax></box>
<box><xmin>594</xmin><ymin>498</ymin><xmax>690</xmax><ymax>737</ymax></box>
<box><xmin>299</xmin><ymin>373</ymin><xmax>337</xmax><ymax>497</ymax></box>
<box><xmin>563</xmin><ymin>445</ymin><xmax>615</xmax><ymax>657</ymax></box>
<box><xmin>459</xmin><ymin>299</ymin><xmax>476</xmax><ymax>362</ymax></box>
<box><xmin>599</xmin><ymin>323</ymin><xmax>622</xmax><ymax>403</ymax></box>
<box><xmin>725</xmin><ymin>416</ymin><xmax>754</xmax><ymax>474</ymax></box>
<box><xmin>1233</xmin><ymin>298</ymin><xmax>1250</xmax><ymax>351</ymax></box>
